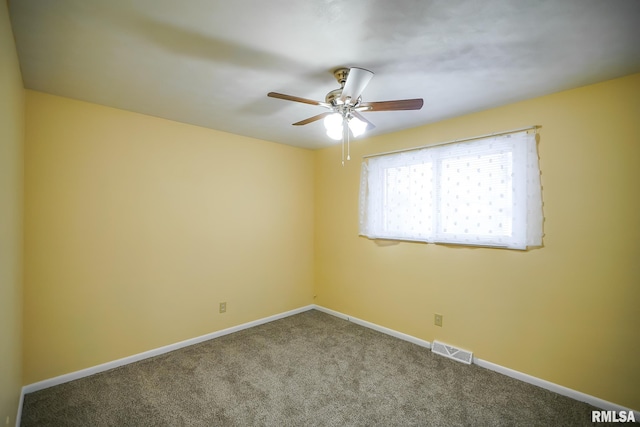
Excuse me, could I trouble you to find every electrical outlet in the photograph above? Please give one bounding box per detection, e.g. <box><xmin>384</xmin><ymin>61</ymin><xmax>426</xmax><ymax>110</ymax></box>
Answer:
<box><xmin>434</xmin><ymin>313</ymin><xmax>443</xmax><ymax>327</ymax></box>
<box><xmin>219</xmin><ymin>302</ymin><xmax>226</xmax><ymax>313</ymax></box>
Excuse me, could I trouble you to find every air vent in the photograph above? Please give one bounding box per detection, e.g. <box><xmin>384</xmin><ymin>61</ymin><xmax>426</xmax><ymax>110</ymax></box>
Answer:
<box><xmin>431</xmin><ymin>340</ymin><xmax>473</xmax><ymax>364</ymax></box>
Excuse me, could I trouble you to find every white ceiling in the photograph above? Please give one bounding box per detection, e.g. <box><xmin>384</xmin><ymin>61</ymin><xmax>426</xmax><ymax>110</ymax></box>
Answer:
<box><xmin>9</xmin><ymin>0</ymin><xmax>640</xmax><ymax>149</ymax></box>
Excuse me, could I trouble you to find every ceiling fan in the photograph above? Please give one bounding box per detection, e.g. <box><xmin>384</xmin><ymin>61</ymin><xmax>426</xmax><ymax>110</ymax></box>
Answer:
<box><xmin>268</xmin><ymin>67</ymin><xmax>423</xmax><ymax>162</ymax></box>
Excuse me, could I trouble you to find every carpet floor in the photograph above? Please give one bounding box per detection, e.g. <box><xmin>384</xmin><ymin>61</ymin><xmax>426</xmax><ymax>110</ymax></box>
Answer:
<box><xmin>21</xmin><ymin>309</ymin><xmax>620</xmax><ymax>426</ymax></box>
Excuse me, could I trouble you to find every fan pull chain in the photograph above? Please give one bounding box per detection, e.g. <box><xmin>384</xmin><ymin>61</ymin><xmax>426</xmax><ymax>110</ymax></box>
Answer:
<box><xmin>340</xmin><ymin>119</ymin><xmax>351</xmax><ymax>167</ymax></box>
<box><xmin>341</xmin><ymin>119</ymin><xmax>347</xmax><ymax>166</ymax></box>
<box><xmin>341</xmin><ymin>124</ymin><xmax>345</xmax><ymax>167</ymax></box>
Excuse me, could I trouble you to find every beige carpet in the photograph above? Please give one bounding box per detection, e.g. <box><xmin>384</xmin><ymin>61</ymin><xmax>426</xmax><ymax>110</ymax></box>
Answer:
<box><xmin>21</xmin><ymin>310</ymin><xmax>616</xmax><ymax>426</ymax></box>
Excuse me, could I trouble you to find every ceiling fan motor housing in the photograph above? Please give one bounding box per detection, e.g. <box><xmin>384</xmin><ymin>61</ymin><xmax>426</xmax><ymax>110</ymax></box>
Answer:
<box><xmin>325</xmin><ymin>88</ymin><xmax>343</xmax><ymax>105</ymax></box>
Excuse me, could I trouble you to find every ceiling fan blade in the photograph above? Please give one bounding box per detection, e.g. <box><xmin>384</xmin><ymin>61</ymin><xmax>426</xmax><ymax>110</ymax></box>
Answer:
<box><xmin>268</xmin><ymin>92</ymin><xmax>327</xmax><ymax>107</ymax></box>
<box><xmin>359</xmin><ymin>98</ymin><xmax>424</xmax><ymax>111</ymax></box>
<box><xmin>351</xmin><ymin>111</ymin><xmax>376</xmax><ymax>131</ymax></box>
<box><xmin>292</xmin><ymin>112</ymin><xmax>332</xmax><ymax>126</ymax></box>
<box><xmin>340</xmin><ymin>68</ymin><xmax>374</xmax><ymax>103</ymax></box>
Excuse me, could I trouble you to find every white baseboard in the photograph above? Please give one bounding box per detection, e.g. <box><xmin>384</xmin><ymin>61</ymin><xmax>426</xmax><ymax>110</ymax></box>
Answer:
<box><xmin>17</xmin><ymin>303</ymin><xmax>639</xmax><ymax>425</ymax></box>
<box><xmin>473</xmin><ymin>358</ymin><xmax>640</xmax><ymax>421</ymax></box>
<box><xmin>17</xmin><ymin>305</ymin><xmax>315</xmax><ymax>426</ymax></box>
<box><xmin>312</xmin><ymin>305</ymin><xmax>431</xmax><ymax>349</ymax></box>
<box><xmin>314</xmin><ymin>304</ymin><xmax>640</xmax><ymax>421</ymax></box>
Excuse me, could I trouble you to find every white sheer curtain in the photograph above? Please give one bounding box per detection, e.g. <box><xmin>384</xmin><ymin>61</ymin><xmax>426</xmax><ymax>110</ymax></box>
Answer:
<box><xmin>359</xmin><ymin>131</ymin><xmax>543</xmax><ymax>250</ymax></box>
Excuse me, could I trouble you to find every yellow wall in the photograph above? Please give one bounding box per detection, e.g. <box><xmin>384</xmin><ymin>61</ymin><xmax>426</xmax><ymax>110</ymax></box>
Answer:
<box><xmin>314</xmin><ymin>73</ymin><xmax>640</xmax><ymax>410</ymax></box>
<box><xmin>23</xmin><ymin>91</ymin><xmax>315</xmax><ymax>384</ymax></box>
<box><xmin>0</xmin><ymin>1</ymin><xmax>24</xmax><ymax>425</ymax></box>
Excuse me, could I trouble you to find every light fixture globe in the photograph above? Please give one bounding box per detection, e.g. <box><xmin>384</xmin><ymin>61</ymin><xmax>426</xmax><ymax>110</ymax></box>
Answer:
<box><xmin>323</xmin><ymin>113</ymin><xmax>342</xmax><ymax>131</ymax></box>
<box><xmin>326</xmin><ymin>127</ymin><xmax>342</xmax><ymax>141</ymax></box>
<box><xmin>348</xmin><ymin>116</ymin><xmax>367</xmax><ymax>137</ymax></box>
<box><xmin>324</xmin><ymin>113</ymin><xmax>343</xmax><ymax>140</ymax></box>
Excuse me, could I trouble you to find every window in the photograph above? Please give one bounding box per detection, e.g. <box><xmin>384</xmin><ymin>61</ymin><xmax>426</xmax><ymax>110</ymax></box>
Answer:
<box><xmin>359</xmin><ymin>131</ymin><xmax>543</xmax><ymax>250</ymax></box>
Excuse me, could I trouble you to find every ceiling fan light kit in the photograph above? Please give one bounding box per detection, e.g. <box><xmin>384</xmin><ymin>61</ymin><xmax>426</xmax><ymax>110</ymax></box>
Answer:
<box><xmin>268</xmin><ymin>67</ymin><xmax>424</xmax><ymax>164</ymax></box>
<box><xmin>323</xmin><ymin>113</ymin><xmax>366</xmax><ymax>140</ymax></box>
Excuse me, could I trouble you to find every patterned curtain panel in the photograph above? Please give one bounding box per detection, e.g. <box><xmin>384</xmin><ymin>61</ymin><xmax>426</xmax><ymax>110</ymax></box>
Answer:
<box><xmin>359</xmin><ymin>131</ymin><xmax>543</xmax><ymax>250</ymax></box>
